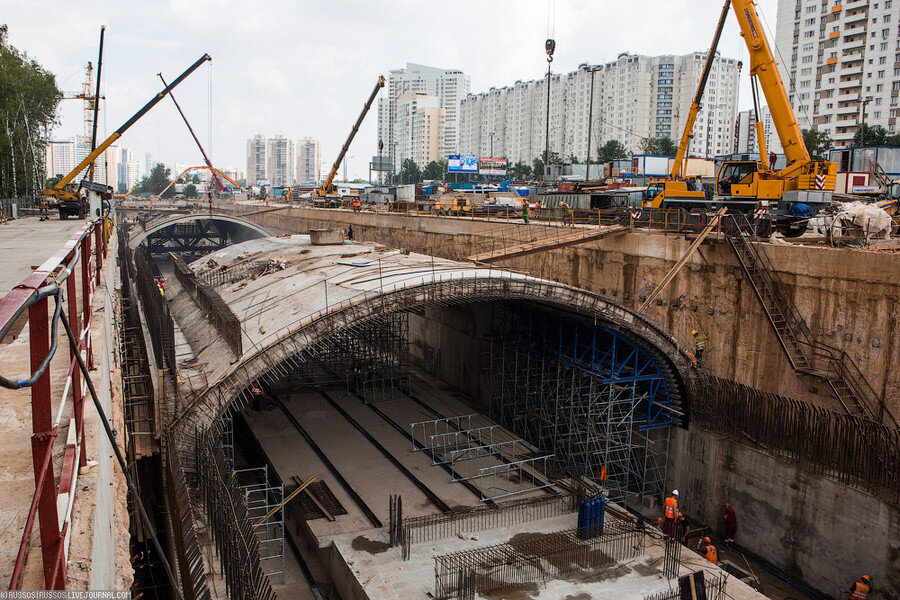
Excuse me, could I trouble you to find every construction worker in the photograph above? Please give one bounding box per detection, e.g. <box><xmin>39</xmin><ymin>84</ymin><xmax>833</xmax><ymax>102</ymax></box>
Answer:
<box><xmin>698</xmin><ymin>536</ymin><xmax>718</xmax><ymax>565</ymax></box>
<box><xmin>844</xmin><ymin>575</ymin><xmax>871</xmax><ymax>599</ymax></box>
<box><xmin>721</xmin><ymin>502</ymin><xmax>736</xmax><ymax>545</ymax></box>
<box><xmin>352</xmin><ymin>197</ymin><xmax>361</xmax><ymax>212</ymax></box>
<box><xmin>662</xmin><ymin>489</ymin><xmax>679</xmax><ymax>538</ymax></box>
<box><xmin>691</xmin><ymin>330</ymin><xmax>706</xmax><ymax>368</ymax></box>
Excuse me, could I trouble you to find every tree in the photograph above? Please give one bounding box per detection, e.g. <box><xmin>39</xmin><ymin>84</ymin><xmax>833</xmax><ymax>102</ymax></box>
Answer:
<box><xmin>399</xmin><ymin>158</ymin><xmax>421</xmax><ymax>184</ymax></box>
<box><xmin>596</xmin><ymin>140</ymin><xmax>629</xmax><ymax>163</ymax></box>
<box><xmin>191</xmin><ymin>173</ymin><xmax>200</xmax><ymax>184</ymax></box>
<box><xmin>0</xmin><ymin>25</ymin><xmax>61</xmax><ymax>198</ymax></box>
<box><xmin>802</xmin><ymin>128</ymin><xmax>833</xmax><ymax>160</ymax></box>
<box><xmin>639</xmin><ymin>137</ymin><xmax>677</xmax><ymax>156</ymax></box>
<box><xmin>885</xmin><ymin>133</ymin><xmax>900</xmax><ymax>148</ymax></box>
<box><xmin>184</xmin><ymin>183</ymin><xmax>197</xmax><ymax>198</ymax></box>
<box><xmin>143</xmin><ymin>163</ymin><xmax>174</xmax><ymax>197</ymax></box>
<box><xmin>45</xmin><ymin>173</ymin><xmax>64</xmax><ymax>188</ymax></box>
<box><xmin>422</xmin><ymin>160</ymin><xmax>443</xmax><ymax>180</ymax></box>
<box><xmin>532</xmin><ymin>157</ymin><xmax>544</xmax><ymax>179</ymax></box>
<box><xmin>852</xmin><ymin>124</ymin><xmax>889</xmax><ymax>147</ymax></box>
<box><xmin>567</xmin><ymin>154</ymin><xmax>579</xmax><ymax>164</ymax></box>
<box><xmin>509</xmin><ymin>161</ymin><xmax>532</xmax><ymax>180</ymax></box>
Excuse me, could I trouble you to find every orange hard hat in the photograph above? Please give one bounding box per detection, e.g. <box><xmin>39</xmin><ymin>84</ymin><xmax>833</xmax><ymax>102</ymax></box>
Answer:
<box><xmin>703</xmin><ymin>536</ymin><xmax>711</xmax><ymax>543</ymax></box>
<box><xmin>861</xmin><ymin>575</ymin><xmax>871</xmax><ymax>583</ymax></box>
<box><xmin>724</xmin><ymin>502</ymin><xmax>731</xmax><ymax>508</ymax></box>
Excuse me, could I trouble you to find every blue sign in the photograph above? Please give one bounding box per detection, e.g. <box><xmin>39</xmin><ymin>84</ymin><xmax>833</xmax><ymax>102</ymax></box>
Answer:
<box><xmin>448</xmin><ymin>155</ymin><xmax>478</xmax><ymax>173</ymax></box>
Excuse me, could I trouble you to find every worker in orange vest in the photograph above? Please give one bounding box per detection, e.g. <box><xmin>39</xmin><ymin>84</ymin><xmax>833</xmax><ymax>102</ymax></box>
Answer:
<box><xmin>844</xmin><ymin>575</ymin><xmax>871</xmax><ymax>599</ymax></box>
<box><xmin>662</xmin><ymin>489</ymin><xmax>679</xmax><ymax>538</ymax></box>
<box><xmin>699</xmin><ymin>536</ymin><xmax>718</xmax><ymax>565</ymax></box>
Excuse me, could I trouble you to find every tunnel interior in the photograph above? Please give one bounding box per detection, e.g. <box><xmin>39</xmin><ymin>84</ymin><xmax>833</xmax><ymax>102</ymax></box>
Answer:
<box><xmin>231</xmin><ymin>298</ymin><xmax>685</xmax><ymax>514</ymax></box>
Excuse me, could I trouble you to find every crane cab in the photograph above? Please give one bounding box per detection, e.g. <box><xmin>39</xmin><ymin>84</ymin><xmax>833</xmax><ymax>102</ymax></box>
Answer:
<box><xmin>715</xmin><ymin>161</ymin><xmax>784</xmax><ymax>202</ymax></box>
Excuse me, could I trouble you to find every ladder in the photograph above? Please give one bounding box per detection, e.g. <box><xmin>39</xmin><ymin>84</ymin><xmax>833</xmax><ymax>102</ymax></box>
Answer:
<box><xmin>724</xmin><ymin>215</ymin><xmax>894</xmax><ymax>426</ymax></box>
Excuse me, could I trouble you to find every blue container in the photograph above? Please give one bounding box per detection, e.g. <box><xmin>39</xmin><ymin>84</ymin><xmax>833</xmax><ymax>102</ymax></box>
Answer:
<box><xmin>577</xmin><ymin>499</ymin><xmax>587</xmax><ymax>538</ymax></box>
<box><xmin>587</xmin><ymin>497</ymin><xmax>598</xmax><ymax>538</ymax></box>
<box><xmin>596</xmin><ymin>496</ymin><xmax>606</xmax><ymax>536</ymax></box>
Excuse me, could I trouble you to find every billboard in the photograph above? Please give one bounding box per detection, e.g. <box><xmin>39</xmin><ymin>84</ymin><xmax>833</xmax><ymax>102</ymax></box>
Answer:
<box><xmin>448</xmin><ymin>155</ymin><xmax>478</xmax><ymax>173</ymax></box>
<box><xmin>479</xmin><ymin>157</ymin><xmax>507</xmax><ymax>176</ymax></box>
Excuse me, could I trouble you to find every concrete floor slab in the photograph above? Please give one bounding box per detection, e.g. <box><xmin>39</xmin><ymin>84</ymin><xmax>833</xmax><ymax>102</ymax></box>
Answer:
<box><xmin>0</xmin><ymin>217</ymin><xmax>89</xmax><ymax>293</ymax></box>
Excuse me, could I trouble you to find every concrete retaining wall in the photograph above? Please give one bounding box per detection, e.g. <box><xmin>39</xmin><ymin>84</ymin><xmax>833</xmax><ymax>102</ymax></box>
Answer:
<box><xmin>234</xmin><ymin>205</ymin><xmax>900</xmax><ymax>420</ymax></box>
<box><xmin>668</xmin><ymin>426</ymin><xmax>900</xmax><ymax>600</ymax></box>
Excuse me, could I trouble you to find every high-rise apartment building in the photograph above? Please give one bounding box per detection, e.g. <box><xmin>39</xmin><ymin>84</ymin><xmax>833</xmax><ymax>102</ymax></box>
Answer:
<box><xmin>775</xmin><ymin>0</ymin><xmax>899</xmax><ymax>148</ymax></box>
<box><xmin>144</xmin><ymin>151</ymin><xmax>156</xmax><ymax>178</ymax></box>
<box><xmin>734</xmin><ymin>108</ymin><xmax>785</xmax><ymax>155</ymax></box>
<box><xmin>377</xmin><ymin>63</ymin><xmax>470</xmax><ymax>170</ymax></box>
<box><xmin>266</xmin><ymin>136</ymin><xmax>294</xmax><ymax>187</ymax></box>
<box><xmin>459</xmin><ymin>52</ymin><xmax>740</xmax><ymax>164</ymax></box>
<box><xmin>394</xmin><ymin>94</ymin><xmax>443</xmax><ymax>169</ymax></box>
<box><xmin>296</xmin><ymin>138</ymin><xmax>321</xmax><ymax>184</ymax></box>
<box><xmin>246</xmin><ymin>135</ymin><xmax>267</xmax><ymax>185</ymax></box>
<box><xmin>45</xmin><ymin>139</ymin><xmax>76</xmax><ymax>178</ymax></box>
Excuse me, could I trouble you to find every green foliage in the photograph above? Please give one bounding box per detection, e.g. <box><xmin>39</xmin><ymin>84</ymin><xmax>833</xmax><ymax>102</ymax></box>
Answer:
<box><xmin>237</xmin><ymin>178</ymin><xmax>247</xmax><ymax>188</ymax></box>
<box><xmin>0</xmin><ymin>25</ymin><xmax>61</xmax><ymax>198</ymax></box>
<box><xmin>851</xmin><ymin>124</ymin><xmax>900</xmax><ymax>147</ymax></box>
<box><xmin>45</xmin><ymin>173</ymin><xmax>64</xmax><ymax>188</ymax></box>
<box><xmin>183</xmin><ymin>183</ymin><xmax>197</xmax><ymax>198</ymax></box>
<box><xmin>802</xmin><ymin>128</ymin><xmax>833</xmax><ymax>160</ymax></box>
<box><xmin>399</xmin><ymin>158</ymin><xmax>421</xmax><ymax>184</ymax></box>
<box><xmin>422</xmin><ymin>160</ymin><xmax>444</xmax><ymax>180</ymax></box>
<box><xmin>567</xmin><ymin>154</ymin><xmax>579</xmax><ymax>164</ymax></box>
<box><xmin>191</xmin><ymin>173</ymin><xmax>200</xmax><ymax>183</ymax></box>
<box><xmin>509</xmin><ymin>161</ymin><xmax>532</xmax><ymax>180</ymax></box>
<box><xmin>142</xmin><ymin>163</ymin><xmax>174</xmax><ymax>197</ymax></box>
<box><xmin>532</xmin><ymin>157</ymin><xmax>544</xmax><ymax>179</ymax></box>
<box><xmin>596</xmin><ymin>140</ymin><xmax>629</xmax><ymax>163</ymax></box>
<box><xmin>639</xmin><ymin>137</ymin><xmax>677</xmax><ymax>156</ymax></box>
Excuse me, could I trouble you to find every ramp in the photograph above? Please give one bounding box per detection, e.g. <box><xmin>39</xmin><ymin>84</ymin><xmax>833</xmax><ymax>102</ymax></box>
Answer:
<box><xmin>468</xmin><ymin>225</ymin><xmax>627</xmax><ymax>263</ymax></box>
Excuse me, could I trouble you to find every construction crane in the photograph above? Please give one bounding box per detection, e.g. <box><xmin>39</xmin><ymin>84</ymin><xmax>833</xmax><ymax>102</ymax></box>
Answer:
<box><xmin>157</xmin><ymin>72</ymin><xmax>226</xmax><ymax>192</ymax></box>
<box><xmin>42</xmin><ymin>54</ymin><xmax>212</xmax><ymax>219</ymax></box>
<box><xmin>315</xmin><ymin>75</ymin><xmax>385</xmax><ymax>200</ymax></box>
<box><xmin>645</xmin><ymin>0</ymin><xmax>837</xmax><ymax>235</ymax></box>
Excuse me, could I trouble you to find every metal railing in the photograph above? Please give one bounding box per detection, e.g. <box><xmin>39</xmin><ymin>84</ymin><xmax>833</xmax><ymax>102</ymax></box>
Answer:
<box><xmin>0</xmin><ymin>217</ymin><xmax>109</xmax><ymax>590</ymax></box>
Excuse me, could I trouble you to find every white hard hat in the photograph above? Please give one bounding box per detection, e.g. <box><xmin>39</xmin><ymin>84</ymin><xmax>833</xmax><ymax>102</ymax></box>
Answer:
<box><xmin>672</xmin><ymin>489</ymin><xmax>679</xmax><ymax>496</ymax></box>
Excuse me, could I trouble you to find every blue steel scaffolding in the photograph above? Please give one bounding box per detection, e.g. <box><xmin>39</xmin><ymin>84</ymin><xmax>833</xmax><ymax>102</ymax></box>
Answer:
<box><xmin>487</xmin><ymin>301</ymin><xmax>679</xmax><ymax>508</ymax></box>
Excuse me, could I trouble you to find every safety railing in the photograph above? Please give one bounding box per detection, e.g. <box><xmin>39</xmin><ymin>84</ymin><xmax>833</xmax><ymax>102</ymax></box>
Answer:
<box><xmin>0</xmin><ymin>216</ymin><xmax>109</xmax><ymax>590</ymax></box>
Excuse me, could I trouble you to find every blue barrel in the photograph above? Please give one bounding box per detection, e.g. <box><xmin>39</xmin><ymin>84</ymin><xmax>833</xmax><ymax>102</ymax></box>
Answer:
<box><xmin>596</xmin><ymin>495</ymin><xmax>606</xmax><ymax>536</ymax></box>
<box><xmin>587</xmin><ymin>496</ymin><xmax>598</xmax><ymax>538</ymax></box>
<box><xmin>577</xmin><ymin>499</ymin><xmax>587</xmax><ymax>538</ymax></box>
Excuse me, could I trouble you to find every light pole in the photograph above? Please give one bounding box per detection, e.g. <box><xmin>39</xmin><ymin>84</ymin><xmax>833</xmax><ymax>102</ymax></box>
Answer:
<box><xmin>859</xmin><ymin>96</ymin><xmax>873</xmax><ymax>147</ymax></box>
<box><xmin>378</xmin><ymin>139</ymin><xmax>383</xmax><ymax>185</ymax></box>
<box><xmin>391</xmin><ymin>141</ymin><xmax>399</xmax><ymax>184</ymax></box>
<box><xmin>583</xmin><ymin>65</ymin><xmax>601</xmax><ymax>181</ymax></box>
<box><xmin>544</xmin><ymin>38</ymin><xmax>555</xmax><ymax>181</ymax></box>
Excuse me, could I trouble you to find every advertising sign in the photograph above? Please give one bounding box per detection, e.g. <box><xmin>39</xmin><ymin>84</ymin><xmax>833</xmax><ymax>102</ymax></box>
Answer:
<box><xmin>478</xmin><ymin>157</ymin><xmax>508</xmax><ymax>176</ymax></box>
<box><xmin>448</xmin><ymin>155</ymin><xmax>478</xmax><ymax>173</ymax></box>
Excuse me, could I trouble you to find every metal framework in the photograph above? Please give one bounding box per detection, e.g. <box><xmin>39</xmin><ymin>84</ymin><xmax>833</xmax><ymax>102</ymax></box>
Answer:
<box><xmin>434</xmin><ymin>518</ymin><xmax>642</xmax><ymax>600</ymax></box>
<box><xmin>487</xmin><ymin>301</ymin><xmax>678</xmax><ymax>507</ymax></box>
<box><xmin>236</xmin><ymin>466</ymin><xmax>285</xmax><ymax>584</ymax></box>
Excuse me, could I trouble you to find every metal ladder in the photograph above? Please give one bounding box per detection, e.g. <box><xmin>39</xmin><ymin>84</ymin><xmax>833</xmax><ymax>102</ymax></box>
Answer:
<box><xmin>724</xmin><ymin>215</ymin><xmax>894</xmax><ymax>426</ymax></box>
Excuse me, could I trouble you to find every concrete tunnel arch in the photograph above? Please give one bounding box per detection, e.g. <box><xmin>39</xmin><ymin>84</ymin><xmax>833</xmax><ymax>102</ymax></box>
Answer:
<box><xmin>128</xmin><ymin>213</ymin><xmax>272</xmax><ymax>250</ymax></box>
<box><xmin>171</xmin><ymin>272</ymin><xmax>697</xmax><ymax>451</ymax></box>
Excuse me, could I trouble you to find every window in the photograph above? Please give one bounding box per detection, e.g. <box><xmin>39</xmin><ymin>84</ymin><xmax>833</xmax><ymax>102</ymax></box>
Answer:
<box><xmin>803</xmin><ymin>55</ymin><xmax>814</xmax><ymax>63</ymax></box>
<box><xmin>885</xmin><ymin>14</ymin><xmax>892</xmax><ymax>22</ymax></box>
<box><xmin>878</xmin><ymin>70</ymin><xmax>885</xmax><ymax>78</ymax></box>
<box><xmin>877</xmin><ymin>83</ymin><xmax>885</xmax><ymax>91</ymax></box>
<box><xmin>880</xmin><ymin>56</ymin><xmax>887</xmax><ymax>64</ymax></box>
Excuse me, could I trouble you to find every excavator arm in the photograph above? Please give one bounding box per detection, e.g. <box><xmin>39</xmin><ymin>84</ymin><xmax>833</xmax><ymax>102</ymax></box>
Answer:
<box><xmin>316</xmin><ymin>76</ymin><xmax>385</xmax><ymax>198</ymax></box>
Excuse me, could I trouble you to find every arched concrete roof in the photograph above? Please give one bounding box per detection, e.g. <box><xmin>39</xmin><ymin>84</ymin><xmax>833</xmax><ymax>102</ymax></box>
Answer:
<box><xmin>128</xmin><ymin>213</ymin><xmax>271</xmax><ymax>249</ymax></box>
<box><xmin>169</xmin><ymin>236</ymin><xmax>695</xmax><ymax>447</ymax></box>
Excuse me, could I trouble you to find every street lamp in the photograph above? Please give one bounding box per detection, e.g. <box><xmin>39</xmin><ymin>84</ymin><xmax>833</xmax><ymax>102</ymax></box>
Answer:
<box><xmin>582</xmin><ymin>65</ymin><xmax>601</xmax><ymax>181</ymax></box>
<box><xmin>544</xmin><ymin>38</ymin><xmax>555</xmax><ymax>181</ymax></box>
<box><xmin>391</xmin><ymin>141</ymin><xmax>399</xmax><ymax>184</ymax></box>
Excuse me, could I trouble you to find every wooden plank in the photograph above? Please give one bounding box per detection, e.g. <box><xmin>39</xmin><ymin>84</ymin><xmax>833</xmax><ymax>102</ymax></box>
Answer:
<box><xmin>468</xmin><ymin>224</ymin><xmax>627</xmax><ymax>263</ymax></box>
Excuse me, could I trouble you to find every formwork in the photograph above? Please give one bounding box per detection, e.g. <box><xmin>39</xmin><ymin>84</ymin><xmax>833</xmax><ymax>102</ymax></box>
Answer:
<box><xmin>487</xmin><ymin>301</ymin><xmax>679</xmax><ymax>507</ymax></box>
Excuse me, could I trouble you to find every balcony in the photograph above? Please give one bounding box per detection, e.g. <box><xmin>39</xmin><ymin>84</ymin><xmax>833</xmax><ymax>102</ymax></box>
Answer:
<box><xmin>827</xmin><ymin>57</ymin><xmax>839</xmax><ymax>65</ymax></box>
<box><xmin>829</xmin><ymin>31</ymin><xmax>841</xmax><ymax>39</ymax></box>
<box><xmin>831</xmin><ymin>4</ymin><xmax>843</xmax><ymax>12</ymax></box>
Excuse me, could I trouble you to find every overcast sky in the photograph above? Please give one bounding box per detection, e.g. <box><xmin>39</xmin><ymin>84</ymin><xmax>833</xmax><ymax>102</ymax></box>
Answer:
<box><xmin>4</xmin><ymin>0</ymin><xmax>779</xmax><ymax>180</ymax></box>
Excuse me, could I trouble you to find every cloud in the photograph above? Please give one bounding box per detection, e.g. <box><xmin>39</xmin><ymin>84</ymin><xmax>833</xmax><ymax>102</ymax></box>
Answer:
<box><xmin>4</xmin><ymin>0</ymin><xmax>778</xmax><ymax>179</ymax></box>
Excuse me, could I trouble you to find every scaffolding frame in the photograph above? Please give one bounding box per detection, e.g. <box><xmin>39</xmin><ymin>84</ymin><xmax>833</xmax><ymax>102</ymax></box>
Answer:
<box><xmin>236</xmin><ymin>466</ymin><xmax>285</xmax><ymax>584</ymax></box>
<box><xmin>487</xmin><ymin>301</ymin><xmax>676</xmax><ymax>507</ymax></box>
<box><xmin>410</xmin><ymin>414</ymin><xmax>477</xmax><ymax>452</ymax></box>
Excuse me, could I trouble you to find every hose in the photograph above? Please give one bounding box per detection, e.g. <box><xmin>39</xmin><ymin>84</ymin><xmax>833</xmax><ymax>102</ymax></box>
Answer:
<box><xmin>0</xmin><ymin>245</ymin><xmax>81</xmax><ymax>389</ymax></box>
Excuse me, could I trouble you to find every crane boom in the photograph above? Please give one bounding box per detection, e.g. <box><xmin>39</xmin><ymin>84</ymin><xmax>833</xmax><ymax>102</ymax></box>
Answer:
<box><xmin>86</xmin><ymin>26</ymin><xmax>105</xmax><ymax>182</ymax></box>
<box><xmin>732</xmin><ymin>0</ymin><xmax>809</xmax><ymax>166</ymax></box>
<box><xmin>316</xmin><ymin>75</ymin><xmax>385</xmax><ymax>197</ymax></box>
<box><xmin>45</xmin><ymin>54</ymin><xmax>212</xmax><ymax>197</ymax></box>
<box><xmin>670</xmin><ymin>0</ymin><xmax>731</xmax><ymax>180</ymax></box>
<box><xmin>158</xmin><ymin>73</ymin><xmax>225</xmax><ymax>191</ymax></box>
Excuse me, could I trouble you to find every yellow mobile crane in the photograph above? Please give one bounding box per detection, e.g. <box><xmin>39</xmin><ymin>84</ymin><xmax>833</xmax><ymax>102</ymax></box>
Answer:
<box><xmin>315</xmin><ymin>76</ymin><xmax>385</xmax><ymax>203</ymax></box>
<box><xmin>645</xmin><ymin>0</ymin><xmax>837</xmax><ymax>234</ymax></box>
<box><xmin>42</xmin><ymin>54</ymin><xmax>211</xmax><ymax>219</ymax></box>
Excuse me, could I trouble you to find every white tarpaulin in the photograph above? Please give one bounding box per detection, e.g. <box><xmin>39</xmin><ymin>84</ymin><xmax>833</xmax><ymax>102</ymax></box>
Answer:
<box><xmin>809</xmin><ymin>201</ymin><xmax>893</xmax><ymax>240</ymax></box>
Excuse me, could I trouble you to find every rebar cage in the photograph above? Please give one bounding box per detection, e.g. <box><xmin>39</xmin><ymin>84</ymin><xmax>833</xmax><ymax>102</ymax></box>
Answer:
<box><xmin>487</xmin><ymin>301</ymin><xmax>679</xmax><ymax>508</ymax></box>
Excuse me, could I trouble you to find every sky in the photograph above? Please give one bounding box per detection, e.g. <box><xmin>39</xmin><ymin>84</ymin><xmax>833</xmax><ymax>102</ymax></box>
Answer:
<box><xmin>4</xmin><ymin>0</ymin><xmax>780</xmax><ymax>180</ymax></box>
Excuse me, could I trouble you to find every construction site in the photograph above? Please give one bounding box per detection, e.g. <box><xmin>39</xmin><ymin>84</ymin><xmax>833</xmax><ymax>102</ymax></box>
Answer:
<box><xmin>1</xmin><ymin>0</ymin><xmax>900</xmax><ymax>599</ymax></box>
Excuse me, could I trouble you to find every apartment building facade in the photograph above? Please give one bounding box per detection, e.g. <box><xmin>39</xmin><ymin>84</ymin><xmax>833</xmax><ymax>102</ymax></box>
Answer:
<box><xmin>296</xmin><ymin>137</ymin><xmax>321</xmax><ymax>184</ymax></box>
<box><xmin>377</xmin><ymin>63</ymin><xmax>470</xmax><ymax>170</ymax></box>
<box><xmin>459</xmin><ymin>52</ymin><xmax>740</xmax><ymax>165</ymax></box>
<box><xmin>775</xmin><ymin>0</ymin><xmax>900</xmax><ymax>148</ymax></box>
<box><xmin>246</xmin><ymin>135</ymin><xmax>267</xmax><ymax>185</ymax></box>
<box><xmin>266</xmin><ymin>136</ymin><xmax>294</xmax><ymax>187</ymax></box>
<box><xmin>734</xmin><ymin>107</ymin><xmax>785</xmax><ymax>154</ymax></box>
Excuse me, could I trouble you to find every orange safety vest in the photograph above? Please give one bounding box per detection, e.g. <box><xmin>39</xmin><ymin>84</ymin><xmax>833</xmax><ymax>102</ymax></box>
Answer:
<box><xmin>664</xmin><ymin>496</ymin><xmax>678</xmax><ymax>519</ymax></box>
<box><xmin>703</xmin><ymin>543</ymin><xmax>718</xmax><ymax>565</ymax></box>
<box><xmin>850</xmin><ymin>583</ymin><xmax>869</xmax><ymax>600</ymax></box>
<box><xmin>251</xmin><ymin>383</ymin><xmax>263</xmax><ymax>396</ymax></box>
